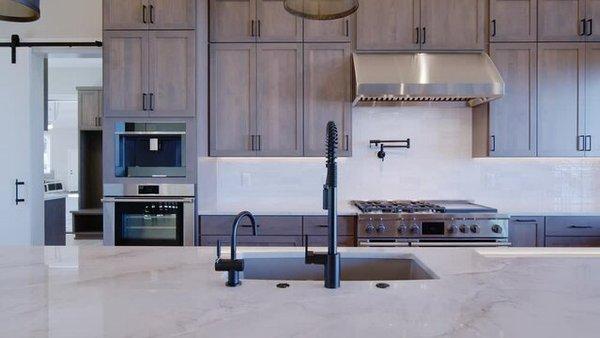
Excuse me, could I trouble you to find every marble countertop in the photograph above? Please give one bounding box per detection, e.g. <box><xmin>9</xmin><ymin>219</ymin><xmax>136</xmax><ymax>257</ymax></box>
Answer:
<box><xmin>2</xmin><ymin>246</ymin><xmax>600</xmax><ymax>338</ymax></box>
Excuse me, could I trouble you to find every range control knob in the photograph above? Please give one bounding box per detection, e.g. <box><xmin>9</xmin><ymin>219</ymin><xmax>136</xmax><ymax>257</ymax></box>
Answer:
<box><xmin>365</xmin><ymin>225</ymin><xmax>376</xmax><ymax>234</ymax></box>
<box><xmin>470</xmin><ymin>224</ymin><xmax>480</xmax><ymax>234</ymax></box>
<box><xmin>447</xmin><ymin>225</ymin><xmax>458</xmax><ymax>234</ymax></box>
<box><xmin>492</xmin><ymin>224</ymin><xmax>503</xmax><ymax>234</ymax></box>
<box><xmin>376</xmin><ymin>224</ymin><xmax>387</xmax><ymax>233</ymax></box>
<box><xmin>459</xmin><ymin>224</ymin><xmax>468</xmax><ymax>233</ymax></box>
<box><xmin>410</xmin><ymin>225</ymin><xmax>420</xmax><ymax>234</ymax></box>
<box><xmin>397</xmin><ymin>225</ymin><xmax>408</xmax><ymax>234</ymax></box>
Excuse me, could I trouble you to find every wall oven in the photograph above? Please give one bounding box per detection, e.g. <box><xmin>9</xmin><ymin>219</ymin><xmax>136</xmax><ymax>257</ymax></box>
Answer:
<box><xmin>103</xmin><ymin>184</ymin><xmax>195</xmax><ymax>246</ymax></box>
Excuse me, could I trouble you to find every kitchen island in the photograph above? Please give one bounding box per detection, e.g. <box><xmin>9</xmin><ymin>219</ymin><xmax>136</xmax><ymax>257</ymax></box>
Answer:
<box><xmin>1</xmin><ymin>247</ymin><xmax>599</xmax><ymax>338</ymax></box>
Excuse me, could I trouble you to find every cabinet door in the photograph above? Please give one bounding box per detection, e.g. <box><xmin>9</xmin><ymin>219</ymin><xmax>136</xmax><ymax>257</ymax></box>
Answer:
<box><xmin>546</xmin><ymin>236</ymin><xmax>600</xmax><ymax>246</ymax></box>
<box><xmin>148</xmin><ymin>31</ymin><xmax>196</xmax><ymax>117</ymax></box>
<box><xmin>303</xmin><ymin>17</ymin><xmax>352</xmax><ymax>42</ymax></box>
<box><xmin>78</xmin><ymin>90</ymin><xmax>102</xmax><ymax>131</ymax></box>
<box><xmin>256</xmin><ymin>0</ymin><xmax>302</xmax><ymax>42</ymax></box>
<box><xmin>210</xmin><ymin>0</ymin><xmax>256</xmax><ymax>42</ymax></box>
<box><xmin>256</xmin><ymin>44</ymin><xmax>303</xmax><ymax>156</ymax></box>
<box><xmin>588</xmin><ymin>0</ymin><xmax>600</xmax><ymax>41</ymax></box>
<box><xmin>356</xmin><ymin>0</ymin><xmax>420</xmax><ymax>50</ymax></box>
<box><xmin>420</xmin><ymin>0</ymin><xmax>485</xmax><ymax>50</ymax></box>
<box><xmin>490</xmin><ymin>0</ymin><xmax>537</xmax><ymax>41</ymax></box>
<box><xmin>201</xmin><ymin>235</ymin><xmax>303</xmax><ymax>246</ymax></box>
<box><xmin>303</xmin><ymin>43</ymin><xmax>352</xmax><ymax>157</ymax></box>
<box><xmin>149</xmin><ymin>0</ymin><xmax>196</xmax><ymax>29</ymax></box>
<box><xmin>210</xmin><ymin>44</ymin><xmax>257</xmax><ymax>156</ymax></box>
<box><xmin>586</xmin><ymin>43</ymin><xmax>600</xmax><ymax>156</ymax></box>
<box><xmin>103</xmin><ymin>0</ymin><xmax>149</xmax><ymax>30</ymax></box>
<box><xmin>509</xmin><ymin>217</ymin><xmax>545</xmax><ymax>247</ymax></box>
<box><xmin>538</xmin><ymin>0</ymin><xmax>586</xmax><ymax>41</ymax></box>
<box><xmin>537</xmin><ymin>43</ymin><xmax>586</xmax><ymax>156</ymax></box>
<box><xmin>489</xmin><ymin>43</ymin><xmax>537</xmax><ymax>157</ymax></box>
<box><xmin>103</xmin><ymin>31</ymin><xmax>149</xmax><ymax>118</ymax></box>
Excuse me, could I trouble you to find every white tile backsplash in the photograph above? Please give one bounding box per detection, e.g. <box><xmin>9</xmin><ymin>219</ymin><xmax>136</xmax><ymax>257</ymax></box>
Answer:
<box><xmin>198</xmin><ymin>106</ymin><xmax>600</xmax><ymax>214</ymax></box>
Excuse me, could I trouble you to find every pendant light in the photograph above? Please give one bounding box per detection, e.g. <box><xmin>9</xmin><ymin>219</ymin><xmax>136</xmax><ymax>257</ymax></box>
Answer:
<box><xmin>0</xmin><ymin>0</ymin><xmax>40</xmax><ymax>22</ymax></box>
<box><xmin>284</xmin><ymin>0</ymin><xmax>358</xmax><ymax>21</ymax></box>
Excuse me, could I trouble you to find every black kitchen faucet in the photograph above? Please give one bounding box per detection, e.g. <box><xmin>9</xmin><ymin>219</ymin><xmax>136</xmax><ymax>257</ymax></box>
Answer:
<box><xmin>305</xmin><ymin>121</ymin><xmax>341</xmax><ymax>289</ymax></box>
<box><xmin>214</xmin><ymin>211</ymin><xmax>258</xmax><ymax>287</ymax></box>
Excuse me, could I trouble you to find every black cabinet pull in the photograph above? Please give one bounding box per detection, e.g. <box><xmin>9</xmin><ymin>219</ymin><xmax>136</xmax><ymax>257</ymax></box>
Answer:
<box><xmin>490</xmin><ymin>135</ymin><xmax>496</xmax><ymax>152</ymax></box>
<box><xmin>588</xmin><ymin>19</ymin><xmax>593</xmax><ymax>36</ymax></box>
<box><xmin>257</xmin><ymin>135</ymin><xmax>262</xmax><ymax>151</ymax></box>
<box><xmin>257</xmin><ymin>20</ymin><xmax>261</xmax><ymax>37</ymax></box>
<box><xmin>491</xmin><ymin>19</ymin><xmax>497</xmax><ymax>37</ymax></box>
<box><xmin>422</xmin><ymin>27</ymin><xmax>427</xmax><ymax>44</ymax></box>
<box><xmin>241</xmin><ymin>224</ymin><xmax>260</xmax><ymax>228</ymax></box>
<box><xmin>142</xmin><ymin>93</ymin><xmax>147</xmax><ymax>111</ymax></box>
<box><xmin>586</xmin><ymin>135</ymin><xmax>592</xmax><ymax>151</ymax></box>
<box><xmin>514</xmin><ymin>219</ymin><xmax>538</xmax><ymax>223</ymax></box>
<box><xmin>250</xmin><ymin>20</ymin><xmax>255</xmax><ymax>37</ymax></box>
<box><xmin>149</xmin><ymin>93</ymin><xmax>154</xmax><ymax>111</ymax></box>
<box><xmin>250</xmin><ymin>135</ymin><xmax>255</xmax><ymax>151</ymax></box>
<box><xmin>149</xmin><ymin>5</ymin><xmax>154</xmax><ymax>24</ymax></box>
<box><xmin>568</xmin><ymin>225</ymin><xmax>593</xmax><ymax>229</ymax></box>
<box><xmin>15</xmin><ymin>179</ymin><xmax>24</xmax><ymax>205</ymax></box>
<box><xmin>142</xmin><ymin>5</ymin><xmax>147</xmax><ymax>24</ymax></box>
<box><xmin>577</xmin><ymin>135</ymin><xmax>585</xmax><ymax>151</ymax></box>
<box><xmin>345</xmin><ymin>19</ymin><xmax>349</xmax><ymax>37</ymax></box>
<box><xmin>415</xmin><ymin>27</ymin><xmax>420</xmax><ymax>44</ymax></box>
<box><xmin>580</xmin><ymin>19</ymin><xmax>587</xmax><ymax>36</ymax></box>
<box><xmin>345</xmin><ymin>135</ymin><xmax>349</xmax><ymax>151</ymax></box>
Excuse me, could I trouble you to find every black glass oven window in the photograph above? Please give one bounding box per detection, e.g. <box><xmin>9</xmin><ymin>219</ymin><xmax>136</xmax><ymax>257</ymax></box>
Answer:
<box><xmin>115</xmin><ymin>202</ymin><xmax>183</xmax><ymax>246</ymax></box>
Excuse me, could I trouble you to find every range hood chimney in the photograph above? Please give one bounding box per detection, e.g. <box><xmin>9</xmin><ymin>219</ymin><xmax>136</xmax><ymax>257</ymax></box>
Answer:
<box><xmin>353</xmin><ymin>52</ymin><xmax>505</xmax><ymax>107</ymax></box>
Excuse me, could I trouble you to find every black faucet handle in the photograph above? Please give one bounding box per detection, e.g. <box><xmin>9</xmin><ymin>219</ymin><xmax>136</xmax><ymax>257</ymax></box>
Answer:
<box><xmin>216</xmin><ymin>240</ymin><xmax>222</xmax><ymax>259</ymax></box>
<box><xmin>215</xmin><ymin>259</ymin><xmax>245</xmax><ymax>272</ymax></box>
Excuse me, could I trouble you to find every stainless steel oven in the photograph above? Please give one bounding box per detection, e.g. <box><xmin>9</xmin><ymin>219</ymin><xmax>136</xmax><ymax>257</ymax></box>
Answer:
<box><xmin>103</xmin><ymin>184</ymin><xmax>195</xmax><ymax>246</ymax></box>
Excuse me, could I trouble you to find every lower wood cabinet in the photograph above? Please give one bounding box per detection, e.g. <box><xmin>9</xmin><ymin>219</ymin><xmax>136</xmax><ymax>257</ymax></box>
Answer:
<box><xmin>545</xmin><ymin>216</ymin><xmax>600</xmax><ymax>247</ymax></box>
<box><xmin>546</xmin><ymin>237</ymin><xmax>600</xmax><ymax>247</ymax></box>
<box><xmin>201</xmin><ymin>235</ymin><xmax>304</xmax><ymax>247</ymax></box>
<box><xmin>509</xmin><ymin>216</ymin><xmax>545</xmax><ymax>247</ymax></box>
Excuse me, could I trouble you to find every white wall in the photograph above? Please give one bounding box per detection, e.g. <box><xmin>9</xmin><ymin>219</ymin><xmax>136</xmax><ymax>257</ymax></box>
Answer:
<box><xmin>198</xmin><ymin>106</ymin><xmax>600</xmax><ymax>214</ymax></box>
<box><xmin>48</xmin><ymin>58</ymin><xmax>102</xmax><ymax>101</ymax></box>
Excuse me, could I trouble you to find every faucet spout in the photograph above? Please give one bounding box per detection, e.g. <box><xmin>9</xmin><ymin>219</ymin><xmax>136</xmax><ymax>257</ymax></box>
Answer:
<box><xmin>230</xmin><ymin>211</ymin><xmax>257</xmax><ymax>260</ymax></box>
<box><xmin>215</xmin><ymin>211</ymin><xmax>258</xmax><ymax>287</ymax></box>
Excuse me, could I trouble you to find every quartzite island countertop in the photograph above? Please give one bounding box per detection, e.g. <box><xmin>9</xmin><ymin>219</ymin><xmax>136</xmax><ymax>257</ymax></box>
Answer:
<box><xmin>1</xmin><ymin>247</ymin><xmax>600</xmax><ymax>338</ymax></box>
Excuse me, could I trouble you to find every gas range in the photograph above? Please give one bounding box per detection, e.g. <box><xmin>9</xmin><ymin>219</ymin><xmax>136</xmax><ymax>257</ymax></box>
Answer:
<box><xmin>353</xmin><ymin>200</ymin><xmax>510</xmax><ymax>247</ymax></box>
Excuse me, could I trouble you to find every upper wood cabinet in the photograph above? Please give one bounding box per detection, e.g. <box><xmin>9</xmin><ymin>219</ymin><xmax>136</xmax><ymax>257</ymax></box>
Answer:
<box><xmin>103</xmin><ymin>30</ymin><xmax>196</xmax><ymax>118</ymax></box>
<box><xmin>210</xmin><ymin>0</ymin><xmax>302</xmax><ymax>42</ymax></box>
<box><xmin>104</xmin><ymin>0</ymin><xmax>196</xmax><ymax>30</ymax></box>
<box><xmin>537</xmin><ymin>43</ymin><xmax>585</xmax><ymax>156</ymax></box>
<box><xmin>490</xmin><ymin>0</ymin><xmax>537</xmax><ymax>41</ymax></box>
<box><xmin>587</xmin><ymin>0</ymin><xmax>600</xmax><ymax>41</ymax></box>
<box><xmin>78</xmin><ymin>87</ymin><xmax>103</xmax><ymax>131</ymax></box>
<box><xmin>356</xmin><ymin>0</ymin><xmax>420</xmax><ymax>50</ymax></box>
<box><xmin>488</xmin><ymin>43</ymin><xmax>537</xmax><ymax>157</ymax></box>
<box><xmin>303</xmin><ymin>43</ymin><xmax>352</xmax><ymax>157</ymax></box>
<box><xmin>538</xmin><ymin>0</ymin><xmax>586</xmax><ymax>41</ymax></box>
<box><xmin>420</xmin><ymin>0</ymin><xmax>485</xmax><ymax>50</ymax></box>
<box><xmin>303</xmin><ymin>16</ymin><xmax>353</xmax><ymax>42</ymax></box>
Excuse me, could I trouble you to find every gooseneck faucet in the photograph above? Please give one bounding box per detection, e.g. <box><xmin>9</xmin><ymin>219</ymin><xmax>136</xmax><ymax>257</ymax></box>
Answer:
<box><xmin>215</xmin><ymin>211</ymin><xmax>258</xmax><ymax>287</ymax></box>
<box><xmin>305</xmin><ymin>121</ymin><xmax>341</xmax><ymax>289</ymax></box>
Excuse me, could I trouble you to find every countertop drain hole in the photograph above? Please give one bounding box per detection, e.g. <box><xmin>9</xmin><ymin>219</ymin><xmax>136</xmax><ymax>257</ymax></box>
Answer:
<box><xmin>277</xmin><ymin>283</ymin><xmax>290</xmax><ymax>289</ymax></box>
<box><xmin>376</xmin><ymin>283</ymin><xmax>390</xmax><ymax>289</ymax></box>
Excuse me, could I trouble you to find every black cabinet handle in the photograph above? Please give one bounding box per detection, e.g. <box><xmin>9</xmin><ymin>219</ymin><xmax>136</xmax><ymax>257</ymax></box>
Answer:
<box><xmin>490</xmin><ymin>135</ymin><xmax>496</xmax><ymax>152</ymax></box>
<box><xmin>15</xmin><ymin>179</ymin><xmax>24</xmax><ymax>205</ymax></box>
<box><xmin>142</xmin><ymin>93</ymin><xmax>147</xmax><ymax>111</ymax></box>
<box><xmin>422</xmin><ymin>27</ymin><xmax>427</xmax><ymax>44</ymax></box>
<box><xmin>588</xmin><ymin>19</ymin><xmax>593</xmax><ymax>36</ymax></box>
<box><xmin>580</xmin><ymin>19</ymin><xmax>587</xmax><ymax>36</ymax></box>
<box><xmin>258</xmin><ymin>20</ymin><xmax>262</xmax><ymax>37</ymax></box>
<box><xmin>491</xmin><ymin>19</ymin><xmax>497</xmax><ymax>37</ymax></box>
<box><xmin>149</xmin><ymin>93</ymin><xmax>154</xmax><ymax>111</ymax></box>
<box><xmin>345</xmin><ymin>135</ymin><xmax>349</xmax><ymax>151</ymax></box>
<box><xmin>415</xmin><ymin>27</ymin><xmax>420</xmax><ymax>44</ymax></box>
<box><xmin>250</xmin><ymin>20</ymin><xmax>255</xmax><ymax>37</ymax></box>
<box><xmin>345</xmin><ymin>19</ymin><xmax>349</xmax><ymax>37</ymax></box>
<box><xmin>578</xmin><ymin>135</ymin><xmax>585</xmax><ymax>151</ymax></box>
<box><xmin>250</xmin><ymin>135</ymin><xmax>255</xmax><ymax>151</ymax></box>
<box><xmin>586</xmin><ymin>135</ymin><xmax>592</xmax><ymax>151</ymax></box>
<box><xmin>568</xmin><ymin>225</ymin><xmax>593</xmax><ymax>229</ymax></box>
<box><xmin>142</xmin><ymin>5</ymin><xmax>147</xmax><ymax>24</ymax></box>
<box><xmin>241</xmin><ymin>224</ymin><xmax>260</xmax><ymax>228</ymax></box>
<box><xmin>514</xmin><ymin>219</ymin><xmax>538</xmax><ymax>223</ymax></box>
<box><xmin>149</xmin><ymin>5</ymin><xmax>154</xmax><ymax>24</ymax></box>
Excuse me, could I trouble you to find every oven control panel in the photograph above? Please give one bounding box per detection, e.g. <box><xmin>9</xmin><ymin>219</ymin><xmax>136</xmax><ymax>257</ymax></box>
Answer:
<box><xmin>357</xmin><ymin>214</ymin><xmax>509</xmax><ymax>239</ymax></box>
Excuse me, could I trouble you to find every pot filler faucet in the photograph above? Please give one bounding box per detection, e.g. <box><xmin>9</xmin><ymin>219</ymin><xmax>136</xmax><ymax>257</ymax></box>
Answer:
<box><xmin>214</xmin><ymin>211</ymin><xmax>258</xmax><ymax>287</ymax></box>
<box><xmin>305</xmin><ymin>121</ymin><xmax>341</xmax><ymax>289</ymax></box>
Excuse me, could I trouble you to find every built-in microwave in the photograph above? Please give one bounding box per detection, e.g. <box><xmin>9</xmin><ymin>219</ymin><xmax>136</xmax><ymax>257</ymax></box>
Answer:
<box><xmin>114</xmin><ymin>122</ymin><xmax>186</xmax><ymax>178</ymax></box>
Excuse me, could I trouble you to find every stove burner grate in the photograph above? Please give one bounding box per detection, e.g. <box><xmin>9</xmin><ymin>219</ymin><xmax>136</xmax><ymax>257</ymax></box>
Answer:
<box><xmin>353</xmin><ymin>200</ymin><xmax>447</xmax><ymax>214</ymax></box>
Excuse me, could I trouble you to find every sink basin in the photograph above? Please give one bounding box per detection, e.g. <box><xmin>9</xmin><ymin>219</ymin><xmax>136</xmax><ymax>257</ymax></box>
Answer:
<box><xmin>241</xmin><ymin>254</ymin><xmax>437</xmax><ymax>281</ymax></box>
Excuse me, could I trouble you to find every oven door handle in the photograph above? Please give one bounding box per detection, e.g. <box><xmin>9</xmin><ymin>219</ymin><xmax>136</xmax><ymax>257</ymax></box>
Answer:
<box><xmin>102</xmin><ymin>198</ymin><xmax>195</xmax><ymax>203</ymax></box>
<box><xmin>358</xmin><ymin>241</ymin><xmax>410</xmax><ymax>247</ymax></box>
<box><xmin>411</xmin><ymin>242</ymin><xmax>511</xmax><ymax>247</ymax></box>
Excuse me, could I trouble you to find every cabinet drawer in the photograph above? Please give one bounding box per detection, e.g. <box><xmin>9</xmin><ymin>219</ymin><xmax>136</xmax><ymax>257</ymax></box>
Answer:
<box><xmin>303</xmin><ymin>216</ymin><xmax>356</xmax><ymax>236</ymax></box>
<box><xmin>545</xmin><ymin>237</ymin><xmax>600</xmax><ymax>247</ymax></box>
<box><xmin>200</xmin><ymin>216</ymin><xmax>302</xmax><ymax>236</ymax></box>
<box><xmin>201</xmin><ymin>235</ymin><xmax>303</xmax><ymax>247</ymax></box>
<box><xmin>545</xmin><ymin>217</ymin><xmax>600</xmax><ymax>237</ymax></box>
<box><xmin>305</xmin><ymin>235</ymin><xmax>355</xmax><ymax>247</ymax></box>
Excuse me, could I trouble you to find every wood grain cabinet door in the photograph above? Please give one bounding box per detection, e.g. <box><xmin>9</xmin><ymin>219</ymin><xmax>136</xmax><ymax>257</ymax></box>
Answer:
<box><xmin>420</xmin><ymin>0</ymin><xmax>485</xmax><ymax>50</ymax></box>
<box><xmin>148</xmin><ymin>31</ymin><xmax>196</xmax><ymax>117</ymax></box>
<box><xmin>538</xmin><ymin>0</ymin><xmax>586</xmax><ymax>41</ymax></box>
<box><xmin>103</xmin><ymin>0</ymin><xmax>149</xmax><ymax>30</ymax></box>
<box><xmin>78</xmin><ymin>90</ymin><xmax>102</xmax><ymax>131</ymax></box>
<box><xmin>587</xmin><ymin>0</ymin><xmax>600</xmax><ymax>41</ymax></box>
<box><xmin>256</xmin><ymin>0</ymin><xmax>302</xmax><ymax>42</ymax></box>
<box><xmin>509</xmin><ymin>217</ymin><xmax>545</xmax><ymax>247</ymax></box>
<box><xmin>303</xmin><ymin>43</ymin><xmax>352</xmax><ymax>157</ymax></box>
<box><xmin>148</xmin><ymin>0</ymin><xmax>196</xmax><ymax>29</ymax></box>
<box><xmin>537</xmin><ymin>43</ymin><xmax>586</xmax><ymax>157</ymax></box>
<box><xmin>210</xmin><ymin>0</ymin><xmax>256</xmax><ymax>42</ymax></box>
<box><xmin>586</xmin><ymin>43</ymin><xmax>600</xmax><ymax>156</ymax></box>
<box><xmin>103</xmin><ymin>31</ymin><xmax>149</xmax><ymax>118</ymax></box>
<box><xmin>209</xmin><ymin>44</ymin><xmax>257</xmax><ymax>156</ymax></box>
<box><xmin>356</xmin><ymin>0</ymin><xmax>420</xmax><ymax>51</ymax></box>
<box><xmin>303</xmin><ymin>16</ymin><xmax>353</xmax><ymax>42</ymax></box>
<box><xmin>490</xmin><ymin>0</ymin><xmax>537</xmax><ymax>42</ymax></box>
<box><xmin>489</xmin><ymin>43</ymin><xmax>537</xmax><ymax>157</ymax></box>
<box><xmin>256</xmin><ymin>44</ymin><xmax>303</xmax><ymax>156</ymax></box>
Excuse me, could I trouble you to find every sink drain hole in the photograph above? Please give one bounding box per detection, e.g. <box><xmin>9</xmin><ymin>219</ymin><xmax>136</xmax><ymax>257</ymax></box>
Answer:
<box><xmin>376</xmin><ymin>283</ymin><xmax>390</xmax><ymax>289</ymax></box>
<box><xmin>277</xmin><ymin>283</ymin><xmax>290</xmax><ymax>289</ymax></box>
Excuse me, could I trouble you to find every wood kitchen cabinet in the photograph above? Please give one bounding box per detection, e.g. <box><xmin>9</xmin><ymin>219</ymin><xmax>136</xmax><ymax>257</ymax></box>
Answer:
<box><xmin>545</xmin><ymin>216</ymin><xmax>600</xmax><ymax>246</ymax></box>
<box><xmin>303</xmin><ymin>43</ymin><xmax>352</xmax><ymax>157</ymax></box>
<box><xmin>210</xmin><ymin>43</ymin><xmax>303</xmax><ymax>157</ymax></box>
<box><xmin>356</xmin><ymin>0</ymin><xmax>420</xmax><ymax>50</ymax></box>
<box><xmin>78</xmin><ymin>87</ymin><xmax>103</xmax><ymax>131</ymax></box>
<box><xmin>489</xmin><ymin>0</ymin><xmax>537</xmax><ymax>41</ymax></box>
<box><xmin>538</xmin><ymin>0</ymin><xmax>586</xmax><ymax>41</ymax></box>
<box><xmin>420</xmin><ymin>0</ymin><xmax>485</xmax><ymax>50</ymax></box>
<box><xmin>303</xmin><ymin>16</ymin><xmax>353</xmax><ymax>42</ymax></box>
<box><xmin>104</xmin><ymin>30</ymin><xmax>196</xmax><ymax>118</ymax></box>
<box><xmin>104</xmin><ymin>0</ymin><xmax>195</xmax><ymax>30</ymax></box>
<box><xmin>509</xmin><ymin>216</ymin><xmax>545</xmax><ymax>247</ymax></box>
<box><xmin>585</xmin><ymin>43</ymin><xmax>600</xmax><ymax>156</ymax></box>
<box><xmin>488</xmin><ymin>43</ymin><xmax>537</xmax><ymax>157</ymax></box>
<box><xmin>210</xmin><ymin>0</ymin><xmax>302</xmax><ymax>42</ymax></box>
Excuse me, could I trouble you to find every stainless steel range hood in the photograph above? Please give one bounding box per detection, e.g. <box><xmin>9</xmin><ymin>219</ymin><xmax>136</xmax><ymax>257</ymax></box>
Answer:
<box><xmin>353</xmin><ymin>52</ymin><xmax>505</xmax><ymax>107</ymax></box>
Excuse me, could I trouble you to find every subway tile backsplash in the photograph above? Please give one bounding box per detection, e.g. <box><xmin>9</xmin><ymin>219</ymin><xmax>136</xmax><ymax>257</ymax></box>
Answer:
<box><xmin>198</xmin><ymin>106</ymin><xmax>600</xmax><ymax>214</ymax></box>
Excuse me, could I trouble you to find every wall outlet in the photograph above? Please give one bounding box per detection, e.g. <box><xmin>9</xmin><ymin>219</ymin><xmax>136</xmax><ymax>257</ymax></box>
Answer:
<box><xmin>241</xmin><ymin>173</ymin><xmax>252</xmax><ymax>187</ymax></box>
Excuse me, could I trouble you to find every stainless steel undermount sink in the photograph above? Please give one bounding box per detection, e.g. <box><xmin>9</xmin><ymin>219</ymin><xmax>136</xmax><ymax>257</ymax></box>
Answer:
<box><xmin>241</xmin><ymin>254</ymin><xmax>437</xmax><ymax>281</ymax></box>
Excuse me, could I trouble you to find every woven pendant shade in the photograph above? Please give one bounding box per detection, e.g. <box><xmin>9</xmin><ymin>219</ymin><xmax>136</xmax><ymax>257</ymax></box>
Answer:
<box><xmin>0</xmin><ymin>0</ymin><xmax>40</xmax><ymax>22</ymax></box>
